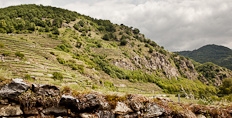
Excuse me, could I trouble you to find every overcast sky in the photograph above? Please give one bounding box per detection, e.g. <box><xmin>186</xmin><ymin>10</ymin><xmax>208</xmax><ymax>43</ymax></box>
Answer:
<box><xmin>1</xmin><ymin>0</ymin><xmax>232</xmax><ymax>51</ymax></box>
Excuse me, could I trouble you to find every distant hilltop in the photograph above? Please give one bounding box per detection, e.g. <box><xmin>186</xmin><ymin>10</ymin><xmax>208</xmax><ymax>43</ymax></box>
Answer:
<box><xmin>176</xmin><ymin>44</ymin><xmax>232</xmax><ymax>70</ymax></box>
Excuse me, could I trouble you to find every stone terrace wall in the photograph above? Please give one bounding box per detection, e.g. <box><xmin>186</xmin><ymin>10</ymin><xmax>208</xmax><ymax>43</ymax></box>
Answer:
<box><xmin>0</xmin><ymin>79</ymin><xmax>232</xmax><ymax>118</ymax></box>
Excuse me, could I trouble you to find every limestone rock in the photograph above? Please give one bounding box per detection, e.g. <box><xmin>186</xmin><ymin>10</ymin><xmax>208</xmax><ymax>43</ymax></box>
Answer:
<box><xmin>144</xmin><ymin>103</ymin><xmax>165</xmax><ymax>117</ymax></box>
<box><xmin>130</xmin><ymin>101</ymin><xmax>143</xmax><ymax>112</ymax></box>
<box><xmin>114</xmin><ymin>102</ymin><xmax>133</xmax><ymax>115</ymax></box>
<box><xmin>0</xmin><ymin>105</ymin><xmax>23</xmax><ymax>116</ymax></box>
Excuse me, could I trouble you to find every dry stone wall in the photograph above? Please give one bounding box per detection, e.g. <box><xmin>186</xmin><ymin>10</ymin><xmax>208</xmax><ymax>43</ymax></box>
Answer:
<box><xmin>0</xmin><ymin>79</ymin><xmax>231</xmax><ymax>118</ymax></box>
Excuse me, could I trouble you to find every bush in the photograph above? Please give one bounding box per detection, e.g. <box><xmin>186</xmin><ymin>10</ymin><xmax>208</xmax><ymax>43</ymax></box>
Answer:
<box><xmin>120</xmin><ymin>39</ymin><xmax>128</xmax><ymax>46</ymax></box>
<box><xmin>55</xmin><ymin>44</ymin><xmax>70</xmax><ymax>52</ymax></box>
<box><xmin>148</xmin><ymin>48</ymin><xmax>153</xmax><ymax>53</ymax></box>
<box><xmin>57</xmin><ymin>57</ymin><xmax>66</xmax><ymax>64</ymax></box>
<box><xmin>219</xmin><ymin>78</ymin><xmax>232</xmax><ymax>95</ymax></box>
<box><xmin>52</xmin><ymin>72</ymin><xmax>63</xmax><ymax>81</ymax></box>
<box><xmin>132</xmin><ymin>28</ymin><xmax>140</xmax><ymax>34</ymax></box>
<box><xmin>15</xmin><ymin>51</ymin><xmax>24</xmax><ymax>59</ymax></box>
<box><xmin>62</xmin><ymin>86</ymin><xmax>71</xmax><ymax>94</ymax></box>
<box><xmin>2</xmin><ymin>51</ymin><xmax>10</xmax><ymax>56</ymax></box>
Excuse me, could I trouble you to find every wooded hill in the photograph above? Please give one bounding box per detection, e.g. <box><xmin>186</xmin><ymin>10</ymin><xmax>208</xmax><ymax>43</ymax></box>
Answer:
<box><xmin>0</xmin><ymin>4</ymin><xmax>232</xmax><ymax>100</ymax></box>
<box><xmin>177</xmin><ymin>44</ymin><xmax>232</xmax><ymax>70</ymax></box>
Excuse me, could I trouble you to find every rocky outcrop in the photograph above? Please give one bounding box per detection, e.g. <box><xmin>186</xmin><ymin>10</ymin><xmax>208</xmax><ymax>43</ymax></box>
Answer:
<box><xmin>174</xmin><ymin>56</ymin><xmax>199</xmax><ymax>80</ymax></box>
<box><xmin>0</xmin><ymin>79</ymin><xmax>232</xmax><ymax>118</ymax></box>
<box><xmin>131</xmin><ymin>53</ymin><xmax>180</xmax><ymax>78</ymax></box>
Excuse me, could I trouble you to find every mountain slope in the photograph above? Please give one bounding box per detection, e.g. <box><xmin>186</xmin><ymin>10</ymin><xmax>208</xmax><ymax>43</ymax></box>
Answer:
<box><xmin>0</xmin><ymin>4</ymin><xmax>232</xmax><ymax>97</ymax></box>
<box><xmin>177</xmin><ymin>44</ymin><xmax>232</xmax><ymax>70</ymax></box>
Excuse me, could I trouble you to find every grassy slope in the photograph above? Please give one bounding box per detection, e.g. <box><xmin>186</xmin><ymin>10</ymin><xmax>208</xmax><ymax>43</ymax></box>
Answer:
<box><xmin>1</xmin><ymin>4</ymin><xmax>231</xmax><ymax>101</ymax></box>
<box><xmin>0</xmin><ymin>32</ymin><xmax>161</xmax><ymax>95</ymax></box>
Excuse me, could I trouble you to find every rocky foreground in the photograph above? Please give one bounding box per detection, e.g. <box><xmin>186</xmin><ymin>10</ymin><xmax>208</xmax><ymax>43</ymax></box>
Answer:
<box><xmin>0</xmin><ymin>79</ymin><xmax>232</xmax><ymax>118</ymax></box>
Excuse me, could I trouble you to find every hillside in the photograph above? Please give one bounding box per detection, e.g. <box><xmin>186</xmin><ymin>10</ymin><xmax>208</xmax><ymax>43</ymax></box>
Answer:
<box><xmin>177</xmin><ymin>44</ymin><xmax>232</xmax><ymax>70</ymax></box>
<box><xmin>0</xmin><ymin>4</ymin><xmax>232</xmax><ymax>99</ymax></box>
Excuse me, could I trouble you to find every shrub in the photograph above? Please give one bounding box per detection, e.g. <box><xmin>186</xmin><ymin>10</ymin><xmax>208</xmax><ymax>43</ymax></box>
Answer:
<box><xmin>105</xmin><ymin>94</ymin><xmax>127</xmax><ymax>109</ymax></box>
<box><xmin>57</xmin><ymin>57</ymin><xmax>66</xmax><ymax>64</ymax></box>
<box><xmin>76</xmin><ymin>42</ymin><xmax>82</xmax><ymax>48</ymax></box>
<box><xmin>219</xmin><ymin>78</ymin><xmax>232</xmax><ymax>95</ymax></box>
<box><xmin>52</xmin><ymin>72</ymin><xmax>63</xmax><ymax>81</ymax></box>
<box><xmin>2</xmin><ymin>51</ymin><xmax>10</xmax><ymax>56</ymax></box>
<box><xmin>62</xmin><ymin>86</ymin><xmax>71</xmax><ymax>94</ymax></box>
<box><xmin>120</xmin><ymin>39</ymin><xmax>128</xmax><ymax>46</ymax></box>
<box><xmin>132</xmin><ymin>28</ymin><xmax>140</xmax><ymax>34</ymax></box>
<box><xmin>148</xmin><ymin>48</ymin><xmax>153</xmax><ymax>53</ymax></box>
<box><xmin>55</xmin><ymin>44</ymin><xmax>70</xmax><ymax>52</ymax></box>
<box><xmin>24</xmin><ymin>74</ymin><xmax>33</xmax><ymax>80</ymax></box>
<box><xmin>102</xmin><ymin>34</ymin><xmax>110</xmax><ymax>41</ymax></box>
<box><xmin>15</xmin><ymin>51</ymin><xmax>24</xmax><ymax>59</ymax></box>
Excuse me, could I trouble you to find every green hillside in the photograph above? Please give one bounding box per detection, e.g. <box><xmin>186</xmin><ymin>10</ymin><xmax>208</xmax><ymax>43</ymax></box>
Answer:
<box><xmin>177</xmin><ymin>44</ymin><xmax>232</xmax><ymax>70</ymax></box>
<box><xmin>1</xmin><ymin>4</ymin><xmax>232</xmax><ymax>100</ymax></box>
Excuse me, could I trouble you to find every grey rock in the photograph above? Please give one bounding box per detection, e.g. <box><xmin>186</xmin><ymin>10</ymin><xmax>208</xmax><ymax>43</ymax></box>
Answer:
<box><xmin>32</xmin><ymin>84</ymin><xmax>60</xmax><ymax>96</ymax></box>
<box><xmin>114</xmin><ymin>102</ymin><xmax>133</xmax><ymax>115</ymax></box>
<box><xmin>78</xmin><ymin>94</ymin><xmax>105</xmax><ymax>112</ymax></box>
<box><xmin>144</xmin><ymin>103</ymin><xmax>165</xmax><ymax>117</ymax></box>
<box><xmin>59</xmin><ymin>94</ymin><xmax>79</xmax><ymax>110</ymax></box>
<box><xmin>0</xmin><ymin>78</ymin><xmax>29</xmax><ymax>99</ymax></box>
<box><xmin>130</xmin><ymin>101</ymin><xmax>143</xmax><ymax>112</ymax></box>
<box><xmin>97</xmin><ymin>110</ymin><xmax>115</xmax><ymax>118</ymax></box>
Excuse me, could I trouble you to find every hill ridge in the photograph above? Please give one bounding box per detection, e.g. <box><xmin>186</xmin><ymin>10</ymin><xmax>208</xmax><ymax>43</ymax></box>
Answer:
<box><xmin>0</xmin><ymin>4</ymin><xmax>231</xmax><ymax>98</ymax></box>
<box><xmin>177</xmin><ymin>44</ymin><xmax>232</xmax><ymax>70</ymax></box>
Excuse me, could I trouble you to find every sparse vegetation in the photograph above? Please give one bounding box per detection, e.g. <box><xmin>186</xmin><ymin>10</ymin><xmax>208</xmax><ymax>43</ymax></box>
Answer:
<box><xmin>0</xmin><ymin>4</ymin><xmax>231</xmax><ymax>104</ymax></box>
<box><xmin>15</xmin><ymin>51</ymin><xmax>24</xmax><ymax>59</ymax></box>
<box><xmin>52</xmin><ymin>72</ymin><xmax>63</xmax><ymax>81</ymax></box>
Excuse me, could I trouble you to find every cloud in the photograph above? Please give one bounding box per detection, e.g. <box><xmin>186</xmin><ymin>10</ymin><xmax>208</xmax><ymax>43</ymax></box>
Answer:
<box><xmin>1</xmin><ymin>0</ymin><xmax>232</xmax><ymax>51</ymax></box>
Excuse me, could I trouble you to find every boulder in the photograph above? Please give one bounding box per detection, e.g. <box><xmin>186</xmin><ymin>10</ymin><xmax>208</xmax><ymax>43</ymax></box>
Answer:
<box><xmin>32</xmin><ymin>84</ymin><xmax>60</xmax><ymax>96</ymax></box>
<box><xmin>114</xmin><ymin>102</ymin><xmax>133</xmax><ymax>115</ymax></box>
<box><xmin>0</xmin><ymin>105</ymin><xmax>23</xmax><ymax>116</ymax></box>
<box><xmin>59</xmin><ymin>94</ymin><xmax>79</xmax><ymax>110</ymax></box>
<box><xmin>144</xmin><ymin>103</ymin><xmax>165</xmax><ymax>117</ymax></box>
<box><xmin>0</xmin><ymin>78</ymin><xmax>29</xmax><ymax>99</ymax></box>
<box><xmin>77</xmin><ymin>94</ymin><xmax>108</xmax><ymax>112</ymax></box>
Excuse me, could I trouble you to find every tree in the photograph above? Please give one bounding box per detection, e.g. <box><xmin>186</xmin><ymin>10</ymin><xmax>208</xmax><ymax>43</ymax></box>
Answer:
<box><xmin>52</xmin><ymin>27</ymin><xmax>60</xmax><ymax>35</ymax></box>
<box><xmin>219</xmin><ymin>78</ymin><xmax>232</xmax><ymax>95</ymax></box>
<box><xmin>133</xmin><ymin>28</ymin><xmax>140</xmax><ymax>34</ymax></box>
<box><xmin>120</xmin><ymin>39</ymin><xmax>128</xmax><ymax>46</ymax></box>
<box><xmin>0</xmin><ymin>20</ymin><xmax>7</xmax><ymax>29</ymax></box>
